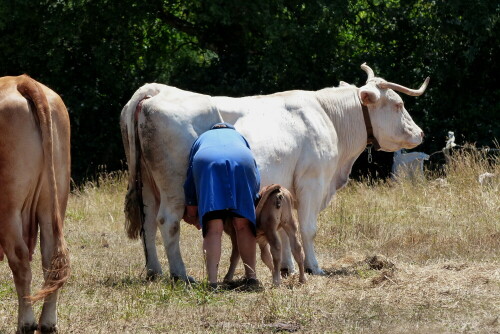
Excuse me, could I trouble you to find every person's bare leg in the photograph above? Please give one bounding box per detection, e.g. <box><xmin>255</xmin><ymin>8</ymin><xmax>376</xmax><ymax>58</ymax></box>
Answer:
<box><xmin>203</xmin><ymin>219</ymin><xmax>223</xmax><ymax>284</ymax></box>
<box><xmin>232</xmin><ymin>217</ymin><xmax>257</xmax><ymax>279</ymax></box>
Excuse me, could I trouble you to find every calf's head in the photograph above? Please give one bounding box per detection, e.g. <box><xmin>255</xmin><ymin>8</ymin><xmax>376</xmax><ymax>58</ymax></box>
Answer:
<box><xmin>358</xmin><ymin>63</ymin><xmax>429</xmax><ymax>152</ymax></box>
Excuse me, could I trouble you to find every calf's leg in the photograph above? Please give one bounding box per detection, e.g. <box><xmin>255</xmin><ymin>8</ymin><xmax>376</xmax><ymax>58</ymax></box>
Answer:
<box><xmin>264</xmin><ymin>228</ymin><xmax>282</xmax><ymax>286</ymax></box>
<box><xmin>258</xmin><ymin>242</ymin><xmax>274</xmax><ymax>272</ymax></box>
<box><xmin>282</xmin><ymin>216</ymin><xmax>306</xmax><ymax>283</ymax></box>
<box><xmin>278</xmin><ymin>229</ymin><xmax>295</xmax><ymax>276</ymax></box>
<box><xmin>223</xmin><ymin>222</ymin><xmax>240</xmax><ymax>282</ymax></box>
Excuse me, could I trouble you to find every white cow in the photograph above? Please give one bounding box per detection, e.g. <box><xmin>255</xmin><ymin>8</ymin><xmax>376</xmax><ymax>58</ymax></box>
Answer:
<box><xmin>120</xmin><ymin>63</ymin><xmax>428</xmax><ymax>279</ymax></box>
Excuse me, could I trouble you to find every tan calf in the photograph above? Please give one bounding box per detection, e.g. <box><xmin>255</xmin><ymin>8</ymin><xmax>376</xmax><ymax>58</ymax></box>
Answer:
<box><xmin>223</xmin><ymin>184</ymin><xmax>306</xmax><ymax>285</ymax></box>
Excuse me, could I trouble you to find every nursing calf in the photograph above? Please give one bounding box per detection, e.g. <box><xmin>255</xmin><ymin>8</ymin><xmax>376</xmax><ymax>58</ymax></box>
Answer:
<box><xmin>223</xmin><ymin>184</ymin><xmax>306</xmax><ymax>286</ymax></box>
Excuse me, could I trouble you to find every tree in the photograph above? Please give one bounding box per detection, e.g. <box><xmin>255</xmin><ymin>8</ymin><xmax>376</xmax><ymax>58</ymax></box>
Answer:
<box><xmin>1</xmin><ymin>0</ymin><xmax>497</xmax><ymax>181</ymax></box>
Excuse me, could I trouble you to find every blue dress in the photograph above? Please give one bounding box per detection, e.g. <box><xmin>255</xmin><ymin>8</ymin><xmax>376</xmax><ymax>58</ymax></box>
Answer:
<box><xmin>183</xmin><ymin>123</ymin><xmax>261</xmax><ymax>227</ymax></box>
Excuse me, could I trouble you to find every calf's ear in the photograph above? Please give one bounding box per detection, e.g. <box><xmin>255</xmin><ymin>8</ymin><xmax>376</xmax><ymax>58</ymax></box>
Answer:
<box><xmin>358</xmin><ymin>85</ymin><xmax>380</xmax><ymax>105</ymax></box>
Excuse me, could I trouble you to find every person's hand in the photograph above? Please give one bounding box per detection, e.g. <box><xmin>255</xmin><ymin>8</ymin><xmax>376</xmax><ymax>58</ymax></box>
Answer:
<box><xmin>183</xmin><ymin>206</ymin><xmax>201</xmax><ymax>230</ymax></box>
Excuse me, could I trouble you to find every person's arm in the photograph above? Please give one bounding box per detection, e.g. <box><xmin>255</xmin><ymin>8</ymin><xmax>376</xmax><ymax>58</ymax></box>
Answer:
<box><xmin>184</xmin><ymin>142</ymin><xmax>198</xmax><ymax>206</ymax></box>
<box><xmin>183</xmin><ymin>142</ymin><xmax>200</xmax><ymax>229</ymax></box>
<box><xmin>183</xmin><ymin>205</ymin><xmax>200</xmax><ymax>230</ymax></box>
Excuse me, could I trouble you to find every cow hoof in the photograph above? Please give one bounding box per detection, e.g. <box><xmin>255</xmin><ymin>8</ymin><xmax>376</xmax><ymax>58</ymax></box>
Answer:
<box><xmin>305</xmin><ymin>267</ymin><xmax>326</xmax><ymax>275</ymax></box>
<box><xmin>171</xmin><ymin>274</ymin><xmax>197</xmax><ymax>284</ymax></box>
<box><xmin>146</xmin><ymin>272</ymin><xmax>160</xmax><ymax>281</ymax></box>
<box><xmin>17</xmin><ymin>323</ymin><xmax>37</xmax><ymax>334</ymax></box>
<box><xmin>39</xmin><ymin>324</ymin><xmax>58</xmax><ymax>334</ymax></box>
<box><xmin>146</xmin><ymin>268</ymin><xmax>163</xmax><ymax>280</ymax></box>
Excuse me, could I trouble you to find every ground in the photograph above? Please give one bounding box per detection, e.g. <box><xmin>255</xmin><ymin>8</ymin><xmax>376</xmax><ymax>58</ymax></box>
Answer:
<box><xmin>1</xmin><ymin>151</ymin><xmax>499</xmax><ymax>333</ymax></box>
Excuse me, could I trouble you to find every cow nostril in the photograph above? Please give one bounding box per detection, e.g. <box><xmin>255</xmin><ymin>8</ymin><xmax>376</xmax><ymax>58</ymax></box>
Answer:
<box><xmin>420</xmin><ymin>131</ymin><xmax>425</xmax><ymax>138</ymax></box>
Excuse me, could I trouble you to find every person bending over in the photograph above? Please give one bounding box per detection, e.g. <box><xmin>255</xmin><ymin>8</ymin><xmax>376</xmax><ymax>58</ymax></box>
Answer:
<box><xmin>183</xmin><ymin>122</ymin><xmax>261</xmax><ymax>286</ymax></box>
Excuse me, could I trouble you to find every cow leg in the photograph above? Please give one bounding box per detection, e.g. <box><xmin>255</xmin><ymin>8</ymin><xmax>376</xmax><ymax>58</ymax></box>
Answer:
<box><xmin>37</xmin><ymin>213</ymin><xmax>58</xmax><ymax>333</ymax></box>
<box><xmin>258</xmin><ymin>242</ymin><xmax>274</xmax><ymax>273</ymax></box>
<box><xmin>282</xmin><ymin>219</ymin><xmax>306</xmax><ymax>284</ymax></box>
<box><xmin>296</xmin><ymin>181</ymin><xmax>325</xmax><ymax>275</ymax></box>
<box><xmin>278</xmin><ymin>228</ymin><xmax>295</xmax><ymax>276</ymax></box>
<box><xmin>223</xmin><ymin>223</ymin><xmax>240</xmax><ymax>282</ymax></box>
<box><xmin>141</xmin><ymin>182</ymin><xmax>162</xmax><ymax>279</ymax></box>
<box><xmin>157</xmin><ymin>204</ymin><xmax>192</xmax><ymax>281</ymax></box>
<box><xmin>0</xmin><ymin>212</ymin><xmax>37</xmax><ymax>333</ymax></box>
<box><xmin>265</xmin><ymin>229</ymin><xmax>282</xmax><ymax>286</ymax></box>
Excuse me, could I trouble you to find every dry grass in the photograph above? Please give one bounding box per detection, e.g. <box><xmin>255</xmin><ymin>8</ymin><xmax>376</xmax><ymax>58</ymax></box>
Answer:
<box><xmin>1</xmin><ymin>151</ymin><xmax>499</xmax><ymax>333</ymax></box>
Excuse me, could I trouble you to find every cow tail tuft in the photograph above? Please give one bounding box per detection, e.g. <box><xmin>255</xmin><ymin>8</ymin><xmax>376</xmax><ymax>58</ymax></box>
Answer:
<box><xmin>17</xmin><ymin>75</ymin><xmax>70</xmax><ymax>302</ymax></box>
<box><xmin>124</xmin><ymin>185</ymin><xmax>142</xmax><ymax>239</ymax></box>
<box><xmin>29</xmin><ymin>239</ymin><xmax>70</xmax><ymax>302</ymax></box>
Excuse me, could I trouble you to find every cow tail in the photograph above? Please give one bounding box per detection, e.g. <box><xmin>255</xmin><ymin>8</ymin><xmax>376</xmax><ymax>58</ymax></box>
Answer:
<box><xmin>123</xmin><ymin>88</ymin><xmax>155</xmax><ymax>240</ymax></box>
<box><xmin>255</xmin><ymin>184</ymin><xmax>282</xmax><ymax>223</ymax></box>
<box><xmin>123</xmin><ymin>99</ymin><xmax>144</xmax><ymax>240</ymax></box>
<box><xmin>17</xmin><ymin>76</ymin><xmax>70</xmax><ymax>302</ymax></box>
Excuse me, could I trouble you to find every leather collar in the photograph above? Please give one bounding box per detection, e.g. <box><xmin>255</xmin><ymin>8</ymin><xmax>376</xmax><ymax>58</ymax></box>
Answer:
<box><xmin>361</xmin><ymin>104</ymin><xmax>381</xmax><ymax>150</ymax></box>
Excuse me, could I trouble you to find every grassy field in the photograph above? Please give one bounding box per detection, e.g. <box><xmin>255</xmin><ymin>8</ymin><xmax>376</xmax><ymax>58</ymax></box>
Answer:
<box><xmin>1</xmin><ymin>150</ymin><xmax>499</xmax><ymax>333</ymax></box>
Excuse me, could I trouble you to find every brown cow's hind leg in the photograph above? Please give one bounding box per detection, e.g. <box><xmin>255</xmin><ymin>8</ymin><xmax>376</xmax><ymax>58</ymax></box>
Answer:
<box><xmin>0</xmin><ymin>212</ymin><xmax>37</xmax><ymax>333</ymax></box>
<box><xmin>38</xmin><ymin>211</ymin><xmax>59</xmax><ymax>333</ymax></box>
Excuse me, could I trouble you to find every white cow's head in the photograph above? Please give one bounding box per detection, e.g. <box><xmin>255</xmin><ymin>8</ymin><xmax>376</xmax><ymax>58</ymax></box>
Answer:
<box><xmin>358</xmin><ymin>63</ymin><xmax>429</xmax><ymax>152</ymax></box>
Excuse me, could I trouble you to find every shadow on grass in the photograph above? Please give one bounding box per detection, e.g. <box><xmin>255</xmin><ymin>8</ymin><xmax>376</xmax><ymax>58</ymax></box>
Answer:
<box><xmin>323</xmin><ymin>254</ymin><xmax>396</xmax><ymax>279</ymax></box>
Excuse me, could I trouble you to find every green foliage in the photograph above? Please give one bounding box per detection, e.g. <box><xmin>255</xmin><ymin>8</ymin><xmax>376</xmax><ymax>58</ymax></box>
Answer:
<box><xmin>0</xmin><ymin>0</ymin><xmax>498</xmax><ymax>181</ymax></box>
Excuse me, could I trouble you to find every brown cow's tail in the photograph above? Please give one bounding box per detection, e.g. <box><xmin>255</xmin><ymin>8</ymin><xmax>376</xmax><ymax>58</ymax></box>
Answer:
<box><xmin>17</xmin><ymin>75</ymin><xmax>70</xmax><ymax>302</ymax></box>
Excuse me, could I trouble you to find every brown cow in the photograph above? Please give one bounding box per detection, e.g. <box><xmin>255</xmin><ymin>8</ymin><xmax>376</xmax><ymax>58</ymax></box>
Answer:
<box><xmin>224</xmin><ymin>184</ymin><xmax>306</xmax><ymax>286</ymax></box>
<box><xmin>0</xmin><ymin>75</ymin><xmax>70</xmax><ymax>334</ymax></box>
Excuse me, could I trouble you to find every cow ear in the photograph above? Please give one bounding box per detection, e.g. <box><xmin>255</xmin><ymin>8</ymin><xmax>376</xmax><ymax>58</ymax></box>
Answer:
<box><xmin>358</xmin><ymin>86</ymin><xmax>380</xmax><ymax>105</ymax></box>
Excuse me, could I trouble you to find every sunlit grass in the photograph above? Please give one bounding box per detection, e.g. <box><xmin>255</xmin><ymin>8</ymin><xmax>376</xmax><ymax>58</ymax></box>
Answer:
<box><xmin>0</xmin><ymin>150</ymin><xmax>499</xmax><ymax>333</ymax></box>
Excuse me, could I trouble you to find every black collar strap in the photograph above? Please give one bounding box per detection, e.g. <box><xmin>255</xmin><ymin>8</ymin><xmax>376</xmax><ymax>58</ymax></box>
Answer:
<box><xmin>361</xmin><ymin>104</ymin><xmax>381</xmax><ymax>150</ymax></box>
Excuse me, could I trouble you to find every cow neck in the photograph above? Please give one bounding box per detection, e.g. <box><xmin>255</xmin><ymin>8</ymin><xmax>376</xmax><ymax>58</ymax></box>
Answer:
<box><xmin>360</xmin><ymin>103</ymin><xmax>381</xmax><ymax>151</ymax></box>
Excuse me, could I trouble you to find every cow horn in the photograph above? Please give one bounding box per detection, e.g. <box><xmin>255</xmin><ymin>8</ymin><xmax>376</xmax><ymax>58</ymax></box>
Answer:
<box><xmin>361</xmin><ymin>63</ymin><xmax>375</xmax><ymax>81</ymax></box>
<box><xmin>378</xmin><ymin>77</ymin><xmax>430</xmax><ymax>96</ymax></box>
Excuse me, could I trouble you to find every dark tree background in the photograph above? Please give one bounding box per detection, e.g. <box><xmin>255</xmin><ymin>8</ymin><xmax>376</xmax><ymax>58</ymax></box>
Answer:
<box><xmin>1</xmin><ymin>0</ymin><xmax>498</xmax><ymax>182</ymax></box>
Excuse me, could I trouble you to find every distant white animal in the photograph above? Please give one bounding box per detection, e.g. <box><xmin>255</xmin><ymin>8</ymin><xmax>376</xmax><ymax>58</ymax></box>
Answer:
<box><xmin>120</xmin><ymin>63</ymin><xmax>429</xmax><ymax>278</ymax></box>
<box><xmin>478</xmin><ymin>172</ymin><xmax>496</xmax><ymax>186</ymax></box>
<box><xmin>445</xmin><ymin>131</ymin><xmax>457</xmax><ymax>150</ymax></box>
<box><xmin>392</xmin><ymin>150</ymin><xmax>430</xmax><ymax>179</ymax></box>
